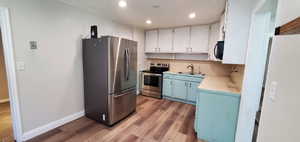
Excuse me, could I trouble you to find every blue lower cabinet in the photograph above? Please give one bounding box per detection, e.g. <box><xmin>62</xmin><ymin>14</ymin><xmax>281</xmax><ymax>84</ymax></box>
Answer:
<box><xmin>163</xmin><ymin>79</ymin><xmax>173</xmax><ymax>97</ymax></box>
<box><xmin>187</xmin><ymin>82</ymin><xmax>199</xmax><ymax>102</ymax></box>
<box><xmin>172</xmin><ymin>79</ymin><xmax>188</xmax><ymax>100</ymax></box>
<box><xmin>195</xmin><ymin>90</ymin><xmax>241</xmax><ymax>142</ymax></box>
<box><xmin>162</xmin><ymin>72</ymin><xmax>204</xmax><ymax>105</ymax></box>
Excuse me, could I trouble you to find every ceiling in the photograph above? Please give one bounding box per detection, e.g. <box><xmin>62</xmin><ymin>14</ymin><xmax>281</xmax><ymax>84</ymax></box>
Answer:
<box><xmin>59</xmin><ymin>0</ymin><xmax>226</xmax><ymax>29</ymax></box>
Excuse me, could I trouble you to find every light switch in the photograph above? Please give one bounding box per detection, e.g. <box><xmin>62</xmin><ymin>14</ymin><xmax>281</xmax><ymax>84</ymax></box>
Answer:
<box><xmin>16</xmin><ymin>61</ymin><xmax>25</xmax><ymax>71</ymax></box>
<box><xmin>269</xmin><ymin>81</ymin><xmax>278</xmax><ymax>102</ymax></box>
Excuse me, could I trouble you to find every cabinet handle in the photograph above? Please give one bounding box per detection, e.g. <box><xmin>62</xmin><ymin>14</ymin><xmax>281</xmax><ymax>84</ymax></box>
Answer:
<box><xmin>189</xmin><ymin>83</ymin><xmax>191</xmax><ymax>87</ymax></box>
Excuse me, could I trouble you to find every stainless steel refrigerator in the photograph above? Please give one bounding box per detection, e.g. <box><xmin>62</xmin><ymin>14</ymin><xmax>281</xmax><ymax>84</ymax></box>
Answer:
<box><xmin>82</xmin><ymin>36</ymin><xmax>137</xmax><ymax>126</ymax></box>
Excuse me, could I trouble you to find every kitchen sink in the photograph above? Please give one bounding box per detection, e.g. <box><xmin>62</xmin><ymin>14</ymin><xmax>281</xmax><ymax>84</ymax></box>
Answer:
<box><xmin>177</xmin><ymin>72</ymin><xmax>206</xmax><ymax>76</ymax></box>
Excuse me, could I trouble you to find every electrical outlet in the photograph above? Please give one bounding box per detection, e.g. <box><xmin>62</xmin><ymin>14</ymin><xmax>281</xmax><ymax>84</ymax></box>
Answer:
<box><xmin>102</xmin><ymin>114</ymin><xmax>106</xmax><ymax>121</ymax></box>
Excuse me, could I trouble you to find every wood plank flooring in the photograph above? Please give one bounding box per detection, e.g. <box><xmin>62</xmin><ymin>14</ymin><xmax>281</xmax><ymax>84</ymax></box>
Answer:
<box><xmin>0</xmin><ymin>102</ymin><xmax>14</xmax><ymax>142</ymax></box>
<box><xmin>27</xmin><ymin>96</ymin><xmax>203</xmax><ymax>142</ymax></box>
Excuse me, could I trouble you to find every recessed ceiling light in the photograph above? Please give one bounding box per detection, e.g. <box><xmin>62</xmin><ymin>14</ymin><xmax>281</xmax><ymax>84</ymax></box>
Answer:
<box><xmin>152</xmin><ymin>5</ymin><xmax>160</xmax><ymax>8</ymax></box>
<box><xmin>189</xmin><ymin>12</ymin><xmax>196</xmax><ymax>19</ymax></box>
<box><xmin>118</xmin><ymin>0</ymin><xmax>127</xmax><ymax>8</ymax></box>
<box><xmin>146</xmin><ymin>20</ymin><xmax>152</xmax><ymax>24</ymax></box>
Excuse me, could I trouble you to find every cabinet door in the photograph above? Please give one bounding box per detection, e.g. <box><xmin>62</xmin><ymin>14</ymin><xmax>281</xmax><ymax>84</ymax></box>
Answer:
<box><xmin>223</xmin><ymin>0</ymin><xmax>254</xmax><ymax>64</ymax></box>
<box><xmin>197</xmin><ymin>91</ymin><xmax>240</xmax><ymax>142</ymax></box>
<box><xmin>190</xmin><ymin>25</ymin><xmax>210</xmax><ymax>53</ymax></box>
<box><xmin>145</xmin><ymin>30</ymin><xmax>158</xmax><ymax>53</ymax></box>
<box><xmin>163</xmin><ymin>79</ymin><xmax>173</xmax><ymax>97</ymax></box>
<box><xmin>187</xmin><ymin>82</ymin><xmax>199</xmax><ymax>102</ymax></box>
<box><xmin>158</xmin><ymin>29</ymin><xmax>173</xmax><ymax>53</ymax></box>
<box><xmin>219</xmin><ymin>13</ymin><xmax>225</xmax><ymax>41</ymax></box>
<box><xmin>208</xmin><ymin>22</ymin><xmax>220</xmax><ymax>61</ymax></box>
<box><xmin>173</xmin><ymin>27</ymin><xmax>190</xmax><ymax>53</ymax></box>
<box><xmin>172</xmin><ymin>80</ymin><xmax>188</xmax><ymax>100</ymax></box>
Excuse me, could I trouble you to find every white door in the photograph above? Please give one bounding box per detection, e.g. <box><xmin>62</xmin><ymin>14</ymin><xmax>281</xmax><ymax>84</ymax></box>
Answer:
<box><xmin>158</xmin><ymin>29</ymin><xmax>173</xmax><ymax>53</ymax></box>
<box><xmin>257</xmin><ymin>35</ymin><xmax>300</xmax><ymax>142</ymax></box>
<box><xmin>145</xmin><ymin>30</ymin><xmax>158</xmax><ymax>53</ymax></box>
<box><xmin>190</xmin><ymin>25</ymin><xmax>210</xmax><ymax>53</ymax></box>
<box><xmin>173</xmin><ymin>27</ymin><xmax>190</xmax><ymax>53</ymax></box>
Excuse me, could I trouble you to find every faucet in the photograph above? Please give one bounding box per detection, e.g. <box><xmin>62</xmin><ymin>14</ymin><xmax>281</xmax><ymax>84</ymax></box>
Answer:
<box><xmin>187</xmin><ymin>64</ymin><xmax>194</xmax><ymax>75</ymax></box>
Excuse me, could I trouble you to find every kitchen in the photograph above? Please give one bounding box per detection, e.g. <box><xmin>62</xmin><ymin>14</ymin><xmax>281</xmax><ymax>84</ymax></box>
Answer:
<box><xmin>83</xmin><ymin>0</ymin><xmax>249</xmax><ymax>141</ymax></box>
<box><xmin>0</xmin><ymin>0</ymin><xmax>295</xmax><ymax>142</ymax></box>
<box><xmin>140</xmin><ymin>10</ymin><xmax>246</xmax><ymax>141</ymax></box>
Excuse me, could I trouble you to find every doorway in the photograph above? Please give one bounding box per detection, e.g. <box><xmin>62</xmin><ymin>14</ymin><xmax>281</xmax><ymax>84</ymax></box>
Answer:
<box><xmin>0</xmin><ymin>8</ymin><xmax>23</xmax><ymax>142</ymax></box>
<box><xmin>234</xmin><ymin>0</ymin><xmax>278</xmax><ymax>142</ymax></box>
<box><xmin>0</xmin><ymin>30</ymin><xmax>14</xmax><ymax>141</ymax></box>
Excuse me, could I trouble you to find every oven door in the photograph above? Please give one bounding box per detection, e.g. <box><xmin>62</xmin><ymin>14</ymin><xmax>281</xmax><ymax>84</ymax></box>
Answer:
<box><xmin>142</xmin><ymin>73</ymin><xmax>162</xmax><ymax>98</ymax></box>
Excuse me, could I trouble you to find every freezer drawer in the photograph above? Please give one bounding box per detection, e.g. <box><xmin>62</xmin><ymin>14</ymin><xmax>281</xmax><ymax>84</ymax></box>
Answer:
<box><xmin>108</xmin><ymin>88</ymin><xmax>137</xmax><ymax>125</ymax></box>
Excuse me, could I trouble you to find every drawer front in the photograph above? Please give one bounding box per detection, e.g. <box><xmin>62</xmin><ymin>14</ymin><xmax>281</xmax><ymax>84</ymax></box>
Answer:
<box><xmin>173</xmin><ymin>75</ymin><xmax>202</xmax><ymax>83</ymax></box>
<box><xmin>163</xmin><ymin>74</ymin><xmax>174</xmax><ymax>79</ymax></box>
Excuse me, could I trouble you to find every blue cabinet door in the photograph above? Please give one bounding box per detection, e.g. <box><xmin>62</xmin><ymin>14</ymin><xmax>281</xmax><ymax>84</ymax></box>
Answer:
<box><xmin>163</xmin><ymin>79</ymin><xmax>173</xmax><ymax>97</ymax></box>
<box><xmin>172</xmin><ymin>80</ymin><xmax>187</xmax><ymax>100</ymax></box>
<box><xmin>187</xmin><ymin>82</ymin><xmax>199</xmax><ymax>102</ymax></box>
<box><xmin>196</xmin><ymin>91</ymin><xmax>241</xmax><ymax>142</ymax></box>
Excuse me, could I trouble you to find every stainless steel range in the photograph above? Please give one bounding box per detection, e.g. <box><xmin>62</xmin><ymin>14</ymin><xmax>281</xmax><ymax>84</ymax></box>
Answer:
<box><xmin>141</xmin><ymin>63</ymin><xmax>169</xmax><ymax>99</ymax></box>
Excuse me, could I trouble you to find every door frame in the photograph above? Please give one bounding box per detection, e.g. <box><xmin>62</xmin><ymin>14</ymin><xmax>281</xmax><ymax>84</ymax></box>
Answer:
<box><xmin>235</xmin><ymin>0</ymin><xmax>278</xmax><ymax>142</ymax></box>
<box><xmin>0</xmin><ymin>7</ymin><xmax>23</xmax><ymax>142</ymax></box>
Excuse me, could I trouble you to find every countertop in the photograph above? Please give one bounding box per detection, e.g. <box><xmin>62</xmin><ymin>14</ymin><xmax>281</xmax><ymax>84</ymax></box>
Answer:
<box><xmin>198</xmin><ymin>75</ymin><xmax>241</xmax><ymax>95</ymax></box>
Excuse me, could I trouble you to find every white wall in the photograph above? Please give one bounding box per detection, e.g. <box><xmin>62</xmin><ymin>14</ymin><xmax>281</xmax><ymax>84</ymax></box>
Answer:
<box><xmin>133</xmin><ymin>28</ymin><xmax>145</xmax><ymax>92</ymax></box>
<box><xmin>0</xmin><ymin>0</ymin><xmax>144</xmax><ymax>134</ymax></box>
<box><xmin>275</xmin><ymin>0</ymin><xmax>300</xmax><ymax>26</ymax></box>
<box><xmin>257</xmin><ymin>35</ymin><xmax>300</xmax><ymax>142</ymax></box>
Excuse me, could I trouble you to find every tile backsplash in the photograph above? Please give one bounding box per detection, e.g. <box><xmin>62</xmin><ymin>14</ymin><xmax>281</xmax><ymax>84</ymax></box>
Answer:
<box><xmin>230</xmin><ymin>65</ymin><xmax>245</xmax><ymax>90</ymax></box>
<box><xmin>146</xmin><ymin>59</ymin><xmax>233</xmax><ymax>76</ymax></box>
<box><xmin>146</xmin><ymin>59</ymin><xmax>245</xmax><ymax>90</ymax></box>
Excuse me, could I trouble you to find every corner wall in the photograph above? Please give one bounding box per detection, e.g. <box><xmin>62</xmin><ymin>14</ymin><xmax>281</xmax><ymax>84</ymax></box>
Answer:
<box><xmin>0</xmin><ymin>0</ymin><xmax>144</xmax><ymax>135</ymax></box>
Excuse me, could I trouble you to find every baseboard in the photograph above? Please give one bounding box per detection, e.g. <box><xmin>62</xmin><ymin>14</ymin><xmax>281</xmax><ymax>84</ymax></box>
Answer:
<box><xmin>22</xmin><ymin>110</ymin><xmax>85</xmax><ymax>141</ymax></box>
<box><xmin>0</xmin><ymin>98</ymin><xmax>9</xmax><ymax>103</ymax></box>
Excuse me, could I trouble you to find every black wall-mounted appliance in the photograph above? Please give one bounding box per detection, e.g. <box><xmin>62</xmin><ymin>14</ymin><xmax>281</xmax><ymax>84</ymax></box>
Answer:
<box><xmin>91</xmin><ymin>25</ymin><xmax>98</xmax><ymax>39</ymax></box>
<box><xmin>214</xmin><ymin>41</ymin><xmax>224</xmax><ymax>60</ymax></box>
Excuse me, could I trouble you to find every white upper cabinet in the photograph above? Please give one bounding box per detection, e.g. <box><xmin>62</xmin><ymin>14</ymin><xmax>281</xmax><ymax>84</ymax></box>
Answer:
<box><xmin>158</xmin><ymin>29</ymin><xmax>173</xmax><ymax>53</ymax></box>
<box><xmin>190</xmin><ymin>25</ymin><xmax>210</xmax><ymax>53</ymax></box>
<box><xmin>222</xmin><ymin>0</ymin><xmax>254</xmax><ymax>64</ymax></box>
<box><xmin>219</xmin><ymin>14</ymin><xmax>225</xmax><ymax>41</ymax></box>
<box><xmin>208</xmin><ymin>22</ymin><xmax>221</xmax><ymax>61</ymax></box>
<box><xmin>145</xmin><ymin>30</ymin><xmax>158</xmax><ymax>53</ymax></box>
<box><xmin>173</xmin><ymin>27</ymin><xmax>190</xmax><ymax>53</ymax></box>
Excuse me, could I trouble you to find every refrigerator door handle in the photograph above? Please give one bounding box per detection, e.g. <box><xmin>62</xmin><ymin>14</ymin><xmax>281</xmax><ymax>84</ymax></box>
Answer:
<box><xmin>124</xmin><ymin>48</ymin><xmax>127</xmax><ymax>80</ymax></box>
<box><xmin>124</xmin><ymin>48</ymin><xmax>129</xmax><ymax>81</ymax></box>
<box><xmin>126</xmin><ymin>48</ymin><xmax>130</xmax><ymax>81</ymax></box>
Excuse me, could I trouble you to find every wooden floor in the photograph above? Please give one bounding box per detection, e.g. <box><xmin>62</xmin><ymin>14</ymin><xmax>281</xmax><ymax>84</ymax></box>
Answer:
<box><xmin>0</xmin><ymin>102</ymin><xmax>14</xmax><ymax>142</ymax></box>
<box><xmin>28</xmin><ymin>96</ymin><xmax>202</xmax><ymax>142</ymax></box>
